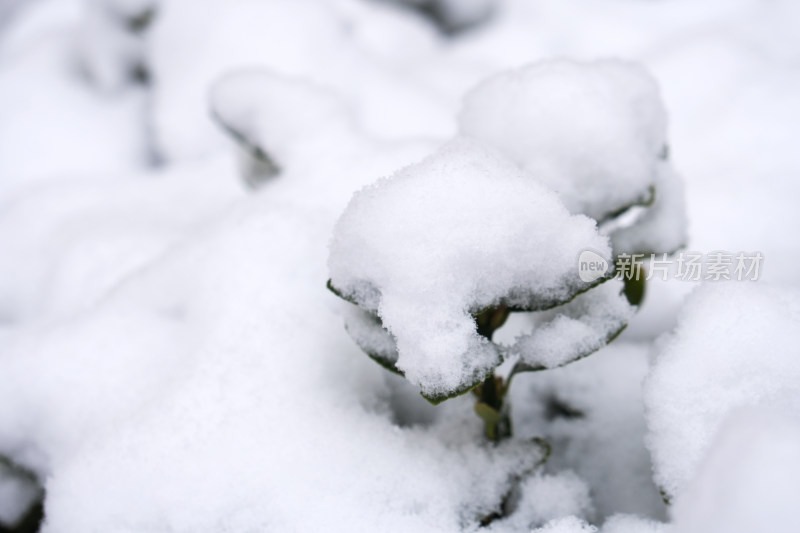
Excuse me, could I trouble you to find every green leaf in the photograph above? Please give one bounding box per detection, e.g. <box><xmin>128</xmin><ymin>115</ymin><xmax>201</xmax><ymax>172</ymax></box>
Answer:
<box><xmin>623</xmin><ymin>267</ymin><xmax>647</xmax><ymax>306</ymax></box>
<box><xmin>365</xmin><ymin>352</ymin><xmax>404</xmax><ymax>377</ymax></box>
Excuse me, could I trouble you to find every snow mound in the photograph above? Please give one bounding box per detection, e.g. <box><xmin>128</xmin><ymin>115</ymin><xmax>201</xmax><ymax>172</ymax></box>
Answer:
<box><xmin>0</xmin><ymin>22</ymin><xmax>147</xmax><ymax>192</ymax></box>
<box><xmin>8</xmin><ymin>197</ymin><xmax>545</xmax><ymax>533</ymax></box>
<box><xmin>644</xmin><ymin>283</ymin><xmax>800</xmax><ymax>498</ymax></box>
<box><xmin>459</xmin><ymin>59</ymin><xmax>667</xmax><ymax>222</ymax></box>
<box><xmin>671</xmin><ymin>409</ymin><xmax>800</xmax><ymax>533</ymax></box>
<box><xmin>0</xmin><ymin>156</ymin><xmax>241</xmax><ymax>323</ymax></box>
<box><xmin>328</xmin><ymin>138</ymin><xmax>611</xmax><ymax>399</ymax></box>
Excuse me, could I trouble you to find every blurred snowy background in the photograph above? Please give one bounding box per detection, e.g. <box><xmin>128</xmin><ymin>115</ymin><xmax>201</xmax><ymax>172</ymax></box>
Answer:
<box><xmin>0</xmin><ymin>0</ymin><xmax>799</xmax><ymax>532</ymax></box>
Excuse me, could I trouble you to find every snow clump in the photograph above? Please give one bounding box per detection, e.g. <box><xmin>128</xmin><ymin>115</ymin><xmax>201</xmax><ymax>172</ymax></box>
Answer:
<box><xmin>459</xmin><ymin>59</ymin><xmax>668</xmax><ymax>223</ymax></box>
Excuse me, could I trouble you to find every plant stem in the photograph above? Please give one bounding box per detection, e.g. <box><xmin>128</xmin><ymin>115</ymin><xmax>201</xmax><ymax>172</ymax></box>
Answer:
<box><xmin>473</xmin><ymin>305</ymin><xmax>512</xmax><ymax>441</ymax></box>
<box><xmin>476</xmin><ymin>373</ymin><xmax>512</xmax><ymax>441</ymax></box>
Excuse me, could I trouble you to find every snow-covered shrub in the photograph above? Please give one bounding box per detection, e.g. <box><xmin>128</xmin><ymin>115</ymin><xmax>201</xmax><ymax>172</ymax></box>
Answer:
<box><xmin>328</xmin><ymin>138</ymin><xmax>634</xmax><ymax>439</ymax></box>
<box><xmin>327</xmin><ymin>59</ymin><xmax>687</xmax><ymax>440</ymax></box>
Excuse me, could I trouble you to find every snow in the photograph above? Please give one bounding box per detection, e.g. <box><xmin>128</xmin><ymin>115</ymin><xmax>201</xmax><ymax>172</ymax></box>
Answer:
<box><xmin>0</xmin><ymin>0</ymin><xmax>799</xmax><ymax>531</ymax></box>
<box><xmin>209</xmin><ymin>69</ymin><xmax>358</xmax><ymax>187</ymax></box>
<box><xmin>148</xmin><ymin>0</ymin><xmax>349</xmax><ymax>160</ymax></box>
<box><xmin>644</xmin><ymin>283</ymin><xmax>800</xmax><ymax>499</ymax></box>
<box><xmin>7</xmin><ymin>197</ymin><xmax>547</xmax><ymax>532</ymax></box>
<box><xmin>602</xmin><ymin>515</ymin><xmax>668</xmax><ymax>533</ymax></box>
<box><xmin>459</xmin><ymin>59</ymin><xmax>667</xmax><ymax>223</ymax></box>
<box><xmin>532</xmin><ymin>516</ymin><xmax>597</xmax><ymax>533</ymax></box>
<box><xmin>610</xmin><ymin>163</ymin><xmax>688</xmax><ymax>256</ymax></box>
<box><xmin>342</xmin><ymin>305</ymin><xmax>399</xmax><ymax>371</ymax></box>
<box><xmin>0</xmin><ymin>17</ymin><xmax>148</xmax><ymax>193</ymax></box>
<box><xmin>0</xmin><ymin>156</ymin><xmax>242</xmax><ymax>323</ymax></box>
<box><xmin>671</xmin><ymin>409</ymin><xmax>800</xmax><ymax>533</ymax></box>
<box><xmin>488</xmin><ymin>470</ymin><xmax>594</xmax><ymax>531</ymax></box>
<box><xmin>328</xmin><ymin>138</ymin><xmax>611</xmax><ymax>399</ymax></box>
<box><xmin>510</xmin><ymin>343</ymin><xmax>667</xmax><ymax>521</ymax></box>
<box><xmin>512</xmin><ymin>279</ymin><xmax>634</xmax><ymax>371</ymax></box>
<box><xmin>148</xmin><ymin>0</ymin><xmax>454</xmax><ymax>161</ymax></box>
<box><xmin>78</xmin><ymin>0</ymin><xmax>156</xmax><ymax>91</ymax></box>
<box><xmin>524</xmin><ymin>513</ymin><xmax>668</xmax><ymax>533</ymax></box>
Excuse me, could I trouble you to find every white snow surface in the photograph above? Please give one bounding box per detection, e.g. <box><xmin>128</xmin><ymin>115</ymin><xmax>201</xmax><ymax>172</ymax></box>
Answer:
<box><xmin>532</xmin><ymin>516</ymin><xmax>598</xmax><ymax>533</ymax></box>
<box><xmin>644</xmin><ymin>283</ymin><xmax>800</xmax><ymax>498</ymax></box>
<box><xmin>671</xmin><ymin>409</ymin><xmax>800</xmax><ymax>533</ymax></box>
